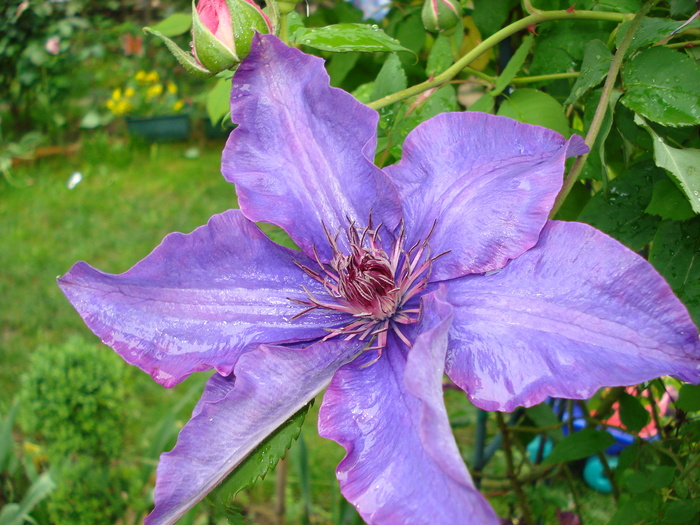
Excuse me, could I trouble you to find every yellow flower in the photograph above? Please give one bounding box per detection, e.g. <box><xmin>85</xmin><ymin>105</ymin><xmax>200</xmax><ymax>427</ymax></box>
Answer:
<box><xmin>145</xmin><ymin>71</ymin><xmax>160</xmax><ymax>84</ymax></box>
<box><xmin>146</xmin><ymin>84</ymin><xmax>164</xmax><ymax>100</ymax></box>
<box><xmin>124</xmin><ymin>87</ymin><xmax>135</xmax><ymax>98</ymax></box>
<box><xmin>173</xmin><ymin>100</ymin><xmax>184</xmax><ymax>111</ymax></box>
<box><xmin>135</xmin><ymin>70</ymin><xmax>147</xmax><ymax>83</ymax></box>
<box><xmin>167</xmin><ymin>82</ymin><xmax>178</xmax><ymax>95</ymax></box>
<box><xmin>111</xmin><ymin>88</ymin><xmax>122</xmax><ymax>100</ymax></box>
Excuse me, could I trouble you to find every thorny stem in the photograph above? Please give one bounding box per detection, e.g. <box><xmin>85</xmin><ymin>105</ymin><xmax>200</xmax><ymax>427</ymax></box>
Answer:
<box><xmin>496</xmin><ymin>412</ymin><xmax>535</xmax><ymax>525</ymax></box>
<box><xmin>368</xmin><ymin>9</ymin><xmax>630</xmax><ymax>111</ymax></box>
<box><xmin>550</xmin><ymin>0</ymin><xmax>658</xmax><ymax>217</ymax></box>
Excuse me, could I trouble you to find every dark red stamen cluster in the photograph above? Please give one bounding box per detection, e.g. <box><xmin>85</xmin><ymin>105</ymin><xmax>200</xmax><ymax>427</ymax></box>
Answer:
<box><xmin>291</xmin><ymin>220</ymin><xmax>445</xmax><ymax>364</ymax></box>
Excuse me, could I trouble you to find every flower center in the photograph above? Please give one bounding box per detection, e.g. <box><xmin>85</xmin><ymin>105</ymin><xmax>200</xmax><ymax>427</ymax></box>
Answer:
<box><xmin>291</xmin><ymin>220</ymin><xmax>445</xmax><ymax>361</ymax></box>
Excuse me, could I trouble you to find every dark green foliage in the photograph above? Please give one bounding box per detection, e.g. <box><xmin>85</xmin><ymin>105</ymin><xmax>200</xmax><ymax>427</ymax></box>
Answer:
<box><xmin>18</xmin><ymin>336</ymin><xmax>133</xmax><ymax>460</ymax></box>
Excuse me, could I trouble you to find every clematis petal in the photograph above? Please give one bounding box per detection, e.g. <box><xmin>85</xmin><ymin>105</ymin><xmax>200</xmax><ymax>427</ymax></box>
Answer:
<box><xmin>146</xmin><ymin>339</ymin><xmax>363</xmax><ymax>525</ymax></box>
<box><xmin>385</xmin><ymin>113</ymin><xmax>587</xmax><ymax>281</ymax></box>
<box><xmin>58</xmin><ymin>209</ymin><xmax>345</xmax><ymax>387</ymax></box>
<box><xmin>221</xmin><ymin>34</ymin><xmax>402</xmax><ymax>261</ymax></box>
<box><xmin>319</xmin><ymin>290</ymin><xmax>499</xmax><ymax>524</ymax></box>
<box><xmin>445</xmin><ymin>220</ymin><xmax>700</xmax><ymax>412</ymax></box>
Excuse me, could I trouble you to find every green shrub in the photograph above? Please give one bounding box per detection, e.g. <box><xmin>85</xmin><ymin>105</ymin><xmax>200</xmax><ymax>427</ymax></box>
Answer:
<box><xmin>18</xmin><ymin>335</ymin><xmax>133</xmax><ymax>460</ymax></box>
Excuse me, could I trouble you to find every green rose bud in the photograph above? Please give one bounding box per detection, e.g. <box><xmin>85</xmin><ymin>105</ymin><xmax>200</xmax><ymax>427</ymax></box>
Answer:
<box><xmin>421</xmin><ymin>0</ymin><xmax>463</xmax><ymax>34</ymax></box>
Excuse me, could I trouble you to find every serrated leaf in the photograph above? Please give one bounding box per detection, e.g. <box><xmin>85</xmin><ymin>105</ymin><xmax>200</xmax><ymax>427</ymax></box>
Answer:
<box><xmin>578</xmin><ymin>161</ymin><xmax>662</xmax><ymax>251</ymax></box>
<box><xmin>215</xmin><ymin>403</ymin><xmax>311</xmax><ymax>499</ymax></box>
<box><xmin>493</xmin><ymin>35</ymin><xmax>533</xmax><ymax>96</ymax></box>
<box><xmin>615</xmin><ymin>17</ymin><xmax>700</xmax><ymax>54</ymax></box>
<box><xmin>619</xmin><ymin>393</ymin><xmax>650</xmax><ymax>433</ymax></box>
<box><xmin>542</xmin><ymin>428</ymin><xmax>615</xmax><ymax>465</ymax></box>
<box><xmin>649</xmin><ymin>217</ymin><xmax>700</xmax><ymax>325</ymax></box>
<box><xmin>676</xmin><ymin>384</ymin><xmax>700</xmax><ymax>412</ymax></box>
<box><xmin>144</xmin><ymin>27</ymin><xmax>213</xmax><ymax>79</ymax></box>
<box><xmin>151</xmin><ymin>12</ymin><xmax>192</xmax><ymax>37</ymax></box>
<box><xmin>293</xmin><ymin>24</ymin><xmax>413</xmax><ymax>54</ymax></box>
<box><xmin>565</xmin><ymin>40</ymin><xmax>612</xmax><ymax>105</ymax></box>
<box><xmin>370</xmin><ymin>53</ymin><xmax>407</xmax><ymax>102</ymax></box>
<box><xmin>497</xmin><ymin>88</ymin><xmax>569</xmax><ymax>137</ymax></box>
<box><xmin>635</xmin><ymin>115</ymin><xmax>700</xmax><ymax>213</ymax></box>
<box><xmin>645</xmin><ymin>178</ymin><xmax>695</xmax><ymax>221</ymax></box>
<box><xmin>621</xmin><ymin>48</ymin><xmax>700</xmax><ymax>127</ymax></box>
<box><xmin>530</xmin><ymin>19</ymin><xmax>613</xmax><ymax>78</ymax></box>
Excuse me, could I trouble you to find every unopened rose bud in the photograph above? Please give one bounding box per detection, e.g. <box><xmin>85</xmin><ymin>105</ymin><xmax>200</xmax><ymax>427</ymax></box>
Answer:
<box><xmin>421</xmin><ymin>0</ymin><xmax>463</xmax><ymax>34</ymax></box>
<box><xmin>145</xmin><ymin>0</ymin><xmax>278</xmax><ymax>78</ymax></box>
<box><xmin>192</xmin><ymin>0</ymin><xmax>275</xmax><ymax>73</ymax></box>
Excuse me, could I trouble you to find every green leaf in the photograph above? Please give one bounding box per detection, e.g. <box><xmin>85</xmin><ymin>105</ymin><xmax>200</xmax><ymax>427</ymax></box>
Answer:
<box><xmin>426</xmin><ymin>34</ymin><xmax>453</xmax><ymax>76</ymax></box>
<box><xmin>565</xmin><ymin>40</ymin><xmax>612</xmax><ymax>105</ymax></box>
<box><xmin>649</xmin><ymin>466</ymin><xmax>676</xmax><ymax>489</ymax></box>
<box><xmin>585</xmin><ymin>0</ymin><xmax>641</xmax><ymax>12</ymax></box>
<box><xmin>0</xmin><ymin>472</ymin><xmax>55</xmax><ymax>525</ymax></box>
<box><xmin>530</xmin><ymin>19</ymin><xmax>613</xmax><ymax>78</ymax></box>
<box><xmin>649</xmin><ymin>217</ymin><xmax>700</xmax><ymax>326</ymax></box>
<box><xmin>616</xmin><ymin>17</ymin><xmax>700</xmax><ymax>54</ymax></box>
<box><xmin>621</xmin><ymin>48</ymin><xmax>700</xmax><ymax>127</ymax></box>
<box><xmin>472</xmin><ymin>0</ymin><xmax>519</xmax><ymax>38</ymax></box>
<box><xmin>215</xmin><ymin>402</ymin><xmax>311</xmax><ymax>499</ymax></box>
<box><xmin>671</xmin><ymin>0</ymin><xmax>698</xmax><ymax>16</ymax></box>
<box><xmin>327</xmin><ymin>52</ymin><xmax>360</xmax><ymax>87</ymax></box>
<box><xmin>634</xmin><ymin>115</ymin><xmax>700</xmax><ymax>213</ymax></box>
<box><xmin>525</xmin><ymin>403</ymin><xmax>564</xmax><ymax>441</ymax></box>
<box><xmin>645</xmin><ymin>178</ymin><xmax>695</xmax><ymax>221</ymax></box>
<box><xmin>370</xmin><ymin>53</ymin><xmax>407</xmax><ymax>102</ymax></box>
<box><xmin>619</xmin><ymin>393</ymin><xmax>650</xmax><ymax>433</ymax></box>
<box><xmin>493</xmin><ymin>35</ymin><xmax>533</xmax><ymax>96</ymax></box>
<box><xmin>468</xmin><ymin>92</ymin><xmax>495</xmax><ymax>114</ymax></box>
<box><xmin>542</xmin><ymin>428</ymin><xmax>615</xmax><ymax>465</ymax></box>
<box><xmin>497</xmin><ymin>88</ymin><xmax>569</xmax><ymax>137</ymax></box>
<box><xmin>580</xmin><ymin>88</ymin><xmax>621</xmax><ymax>182</ymax></box>
<box><xmin>578</xmin><ymin>161</ymin><xmax>662</xmax><ymax>251</ymax></box>
<box><xmin>150</xmin><ymin>12</ymin><xmax>192</xmax><ymax>37</ymax></box>
<box><xmin>676</xmin><ymin>384</ymin><xmax>700</xmax><ymax>412</ymax></box>
<box><xmin>0</xmin><ymin>403</ymin><xmax>18</xmax><ymax>472</ymax></box>
<box><xmin>664</xmin><ymin>500</ymin><xmax>700</xmax><ymax>524</ymax></box>
<box><xmin>206</xmin><ymin>78</ymin><xmax>232</xmax><ymax>126</ymax></box>
<box><xmin>293</xmin><ymin>24</ymin><xmax>413</xmax><ymax>54</ymax></box>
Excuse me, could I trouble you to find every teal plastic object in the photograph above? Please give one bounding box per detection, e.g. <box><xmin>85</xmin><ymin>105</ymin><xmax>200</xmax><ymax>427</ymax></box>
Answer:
<box><xmin>583</xmin><ymin>455</ymin><xmax>619</xmax><ymax>493</ymax></box>
<box><xmin>526</xmin><ymin>435</ymin><xmax>553</xmax><ymax>463</ymax></box>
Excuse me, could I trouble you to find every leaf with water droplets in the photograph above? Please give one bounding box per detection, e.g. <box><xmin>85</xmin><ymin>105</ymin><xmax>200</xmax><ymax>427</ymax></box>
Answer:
<box><xmin>497</xmin><ymin>88</ymin><xmax>570</xmax><ymax>137</ymax></box>
<box><xmin>292</xmin><ymin>24</ymin><xmax>414</xmax><ymax>55</ymax></box>
<box><xmin>615</xmin><ymin>17</ymin><xmax>700</xmax><ymax>54</ymax></box>
<box><xmin>635</xmin><ymin>114</ymin><xmax>700</xmax><ymax>214</ymax></box>
<box><xmin>578</xmin><ymin>160</ymin><xmax>662</xmax><ymax>251</ymax></box>
<box><xmin>621</xmin><ymin>47</ymin><xmax>700</xmax><ymax>127</ymax></box>
<box><xmin>565</xmin><ymin>39</ymin><xmax>612</xmax><ymax>105</ymax></box>
<box><xmin>649</xmin><ymin>217</ymin><xmax>700</xmax><ymax>326</ymax></box>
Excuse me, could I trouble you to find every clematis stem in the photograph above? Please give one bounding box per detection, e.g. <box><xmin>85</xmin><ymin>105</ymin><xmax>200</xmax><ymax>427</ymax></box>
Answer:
<box><xmin>496</xmin><ymin>412</ymin><xmax>535</xmax><ymax>525</ymax></box>
<box><xmin>368</xmin><ymin>9</ymin><xmax>630</xmax><ymax>110</ymax></box>
<box><xmin>550</xmin><ymin>0</ymin><xmax>658</xmax><ymax>217</ymax></box>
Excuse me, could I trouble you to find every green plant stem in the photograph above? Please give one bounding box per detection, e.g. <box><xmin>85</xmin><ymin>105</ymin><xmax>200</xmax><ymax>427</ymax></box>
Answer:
<box><xmin>495</xmin><ymin>412</ymin><xmax>535</xmax><ymax>525</ymax></box>
<box><xmin>368</xmin><ymin>9</ymin><xmax>630</xmax><ymax>110</ymax></box>
<box><xmin>275</xmin><ymin>456</ymin><xmax>288</xmax><ymax>525</ymax></box>
<box><xmin>667</xmin><ymin>39</ymin><xmax>700</xmax><ymax>48</ymax></box>
<box><xmin>562</xmin><ymin>464</ymin><xmax>585</xmax><ymax>525</ymax></box>
<box><xmin>577</xmin><ymin>400</ymin><xmax>620</xmax><ymax>501</ymax></box>
<box><xmin>549</xmin><ymin>1</ymin><xmax>657</xmax><ymax>217</ymax></box>
<box><xmin>512</xmin><ymin>72</ymin><xmax>579</xmax><ymax>84</ymax></box>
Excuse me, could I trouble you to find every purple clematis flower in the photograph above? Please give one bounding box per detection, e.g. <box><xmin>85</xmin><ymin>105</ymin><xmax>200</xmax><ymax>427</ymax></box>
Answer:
<box><xmin>58</xmin><ymin>34</ymin><xmax>700</xmax><ymax>525</ymax></box>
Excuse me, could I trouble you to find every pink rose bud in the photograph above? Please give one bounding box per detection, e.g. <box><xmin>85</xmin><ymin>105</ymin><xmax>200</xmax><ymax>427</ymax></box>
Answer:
<box><xmin>45</xmin><ymin>36</ymin><xmax>60</xmax><ymax>55</ymax></box>
<box><xmin>192</xmin><ymin>0</ymin><xmax>276</xmax><ymax>73</ymax></box>
<box><xmin>421</xmin><ymin>0</ymin><xmax>463</xmax><ymax>34</ymax></box>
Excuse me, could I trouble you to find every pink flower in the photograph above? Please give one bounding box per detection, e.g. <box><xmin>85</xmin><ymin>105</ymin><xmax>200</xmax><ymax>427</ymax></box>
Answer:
<box><xmin>45</xmin><ymin>36</ymin><xmax>60</xmax><ymax>55</ymax></box>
